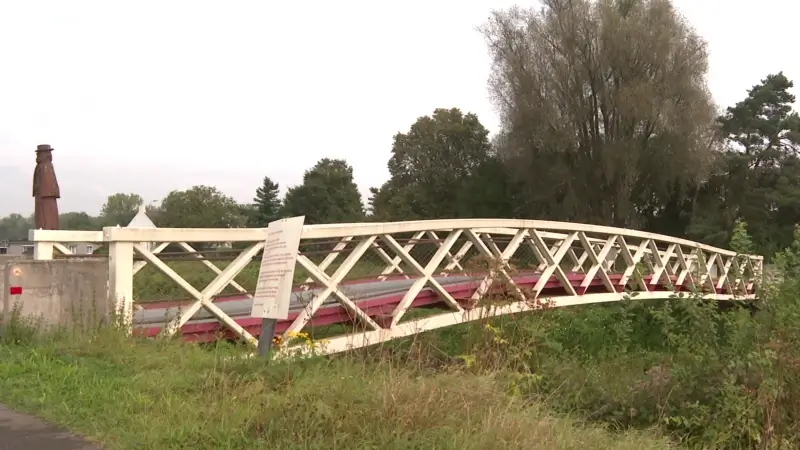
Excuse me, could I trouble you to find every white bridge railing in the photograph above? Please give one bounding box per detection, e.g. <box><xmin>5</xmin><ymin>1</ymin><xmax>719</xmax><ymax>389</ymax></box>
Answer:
<box><xmin>29</xmin><ymin>219</ymin><xmax>763</xmax><ymax>355</ymax></box>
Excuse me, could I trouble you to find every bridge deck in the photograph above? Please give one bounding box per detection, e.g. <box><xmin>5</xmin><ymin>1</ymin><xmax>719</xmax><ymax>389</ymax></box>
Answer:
<box><xmin>133</xmin><ymin>272</ymin><xmax>710</xmax><ymax>343</ymax></box>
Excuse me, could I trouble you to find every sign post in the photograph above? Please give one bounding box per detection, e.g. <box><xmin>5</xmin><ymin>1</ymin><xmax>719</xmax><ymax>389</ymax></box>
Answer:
<box><xmin>251</xmin><ymin>216</ymin><xmax>305</xmax><ymax>357</ymax></box>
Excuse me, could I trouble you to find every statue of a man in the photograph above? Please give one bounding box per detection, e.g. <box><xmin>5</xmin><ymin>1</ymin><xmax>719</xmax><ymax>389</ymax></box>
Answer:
<box><xmin>32</xmin><ymin>144</ymin><xmax>60</xmax><ymax>230</ymax></box>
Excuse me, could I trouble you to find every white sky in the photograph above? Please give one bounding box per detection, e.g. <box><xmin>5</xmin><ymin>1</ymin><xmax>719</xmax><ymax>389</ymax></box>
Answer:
<box><xmin>0</xmin><ymin>0</ymin><xmax>797</xmax><ymax>216</ymax></box>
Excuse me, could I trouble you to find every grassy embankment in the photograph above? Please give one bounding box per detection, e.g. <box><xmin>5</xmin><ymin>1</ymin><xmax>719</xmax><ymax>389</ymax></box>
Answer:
<box><xmin>0</xmin><ymin>316</ymin><xmax>672</xmax><ymax>449</ymax></box>
<box><xmin>2</xmin><ymin>224</ymin><xmax>799</xmax><ymax>448</ymax></box>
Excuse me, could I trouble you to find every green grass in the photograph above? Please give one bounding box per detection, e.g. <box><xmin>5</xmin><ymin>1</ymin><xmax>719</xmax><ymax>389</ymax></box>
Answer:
<box><xmin>0</xmin><ymin>322</ymin><xmax>672</xmax><ymax>450</ymax></box>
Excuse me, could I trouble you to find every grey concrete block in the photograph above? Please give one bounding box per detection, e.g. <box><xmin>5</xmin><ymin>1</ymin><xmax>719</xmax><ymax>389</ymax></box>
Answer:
<box><xmin>3</xmin><ymin>259</ymin><xmax>109</xmax><ymax>332</ymax></box>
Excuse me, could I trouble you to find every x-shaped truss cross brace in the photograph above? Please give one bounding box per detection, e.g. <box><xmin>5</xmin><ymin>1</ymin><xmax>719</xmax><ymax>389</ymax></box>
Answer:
<box><xmin>284</xmin><ymin>236</ymin><xmax>381</xmax><ymax>335</ymax></box>
<box><xmin>374</xmin><ymin>231</ymin><xmax>472</xmax><ymax>280</ymax></box>
<box><xmin>130</xmin><ymin>241</ymin><xmax>254</xmax><ymax>309</ymax></box>
<box><xmin>134</xmin><ymin>242</ymin><xmax>264</xmax><ymax>345</ymax></box>
<box><xmin>384</xmin><ymin>231</ymin><xmax>465</xmax><ymax>326</ymax></box>
<box><xmin>527</xmin><ymin>230</ymin><xmax>579</xmax><ymax>298</ymax></box>
<box><xmin>577</xmin><ymin>233</ymin><xmax>618</xmax><ymax>293</ymax></box>
<box><xmin>694</xmin><ymin>250</ymin><xmax>732</xmax><ymax>294</ymax></box>
<box><xmin>466</xmin><ymin>229</ymin><xmax>528</xmax><ymax>303</ymax></box>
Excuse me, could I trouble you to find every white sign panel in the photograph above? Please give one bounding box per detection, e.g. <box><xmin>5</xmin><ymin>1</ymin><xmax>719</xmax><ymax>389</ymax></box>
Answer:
<box><xmin>250</xmin><ymin>216</ymin><xmax>305</xmax><ymax>319</ymax></box>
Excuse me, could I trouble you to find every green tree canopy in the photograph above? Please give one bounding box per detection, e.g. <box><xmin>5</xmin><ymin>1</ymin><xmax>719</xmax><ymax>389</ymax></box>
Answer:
<box><xmin>689</xmin><ymin>73</ymin><xmax>800</xmax><ymax>254</ymax></box>
<box><xmin>482</xmin><ymin>0</ymin><xmax>717</xmax><ymax>227</ymax></box>
<box><xmin>369</xmin><ymin>108</ymin><xmax>505</xmax><ymax>220</ymax></box>
<box><xmin>59</xmin><ymin>212</ymin><xmax>98</xmax><ymax>231</ymax></box>
<box><xmin>99</xmin><ymin>193</ymin><xmax>144</xmax><ymax>227</ymax></box>
<box><xmin>282</xmin><ymin>158</ymin><xmax>364</xmax><ymax>224</ymax></box>
<box><xmin>0</xmin><ymin>213</ymin><xmax>33</xmax><ymax>241</ymax></box>
<box><xmin>153</xmin><ymin>185</ymin><xmax>247</xmax><ymax>228</ymax></box>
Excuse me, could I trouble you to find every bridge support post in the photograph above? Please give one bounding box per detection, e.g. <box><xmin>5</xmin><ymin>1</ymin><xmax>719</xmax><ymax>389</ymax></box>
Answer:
<box><xmin>107</xmin><ymin>236</ymin><xmax>134</xmax><ymax>332</ymax></box>
<box><xmin>32</xmin><ymin>240</ymin><xmax>54</xmax><ymax>260</ymax></box>
<box><xmin>28</xmin><ymin>229</ymin><xmax>55</xmax><ymax>260</ymax></box>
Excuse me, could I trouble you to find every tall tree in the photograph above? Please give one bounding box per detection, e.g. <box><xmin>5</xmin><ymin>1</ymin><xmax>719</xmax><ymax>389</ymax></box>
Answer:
<box><xmin>482</xmin><ymin>0</ymin><xmax>717</xmax><ymax>227</ymax></box>
<box><xmin>689</xmin><ymin>73</ymin><xmax>800</xmax><ymax>254</ymax></box>
<box><xmin>251</xmin><ymin>176</ymin><xmax>282</xmax><ymax>226</ymax></box>
<box><xmin>154</xmin><ymin>185</ymin><xmax>247</xmax><ymax>229</ymax></box>
<box><xmin>99</xmin><ymin>193</ymin><xmax>144</xmax><ymax>227</ymax></box>
<box><xmin>371</xmin><ymin>108</ymin><xmax>503</xmax><ymax>220</ymax></box>
<box><xmin>282</xmin><ymin>158</ymin><xmax>364</xmax><ymax>224</ymax></box>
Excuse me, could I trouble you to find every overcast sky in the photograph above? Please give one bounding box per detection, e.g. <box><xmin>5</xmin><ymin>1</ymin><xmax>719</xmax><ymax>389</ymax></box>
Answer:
<box><xmin>0</xmin><ymin>0</ymin><xmax>797</xmax><ymax>217</ymax></box>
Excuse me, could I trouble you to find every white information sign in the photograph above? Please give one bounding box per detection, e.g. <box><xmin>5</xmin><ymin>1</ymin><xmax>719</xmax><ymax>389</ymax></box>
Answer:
<box><xmin>250</xmin><ymin>216</ymin><xmax>306</xmax><ymax>319</ymax></box>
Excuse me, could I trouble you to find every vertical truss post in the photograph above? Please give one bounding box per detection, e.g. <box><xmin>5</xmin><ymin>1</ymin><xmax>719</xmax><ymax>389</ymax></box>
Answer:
<box><xmin>107</xmin><ymin>239</ymin><xmax>134</xmax><ymax>331</ymax></box>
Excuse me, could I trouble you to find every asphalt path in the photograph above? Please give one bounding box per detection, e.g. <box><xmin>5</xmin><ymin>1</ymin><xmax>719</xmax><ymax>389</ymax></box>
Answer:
<box><xmin>0</xmin><ymin>404</ymin><xmax>102</xmax><ymax>450</ymax></box>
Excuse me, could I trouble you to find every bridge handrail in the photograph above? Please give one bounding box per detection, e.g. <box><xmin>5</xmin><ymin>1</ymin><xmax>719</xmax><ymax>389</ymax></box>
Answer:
<box><xmin>28</xmin><ymin>226</ymin><xmax>698</xmax><ymax>281</ymax></box>
<box><xmin>29</xmin><ymin>219</ymin><xmax>764</xmax><ymax>261</ymax></box>
<box><xmin>24</xmin><ymin>228</ymin><xmax>705</xmax><ymax>273</ymax></box>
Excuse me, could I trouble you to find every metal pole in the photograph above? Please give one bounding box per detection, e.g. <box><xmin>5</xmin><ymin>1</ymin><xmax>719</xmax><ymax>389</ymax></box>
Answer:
<box><xmin>257</xmin><ymin>318</ymin><xmax>277</xmax><ymax>358</ymax></box>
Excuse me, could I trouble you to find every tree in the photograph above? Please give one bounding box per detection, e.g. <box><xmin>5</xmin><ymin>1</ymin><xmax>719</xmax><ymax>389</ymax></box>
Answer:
<box><xmin>154</xmin><ymin>185</ymin><xmax>247</xmax><ymax>229</ymax></box>
<box><xmin>0</xmin><ymin>214</ymin><xmax>33</xmax><ymax>241</ymax></box>
<box><xmin>99</xmin><ymin>193</ymin><xmax>144</xmax><ymax>227</ymax></box>
<box><xmin>482</xmin><ymin>0</ymin><xmax>717</xmax><ymax>227</ymax></box>
<box><xmin>59</xmin><ymin>212</ymin><xmax>98</xmax><ymax>231</ymax></box>
<box><xmin>689</xmin><ymin>73</ymin><xmax>800</xmax><ymax>254</ymax></box>
<box><xmin>456</xmin><ymin>156</ymin><xmax>519</xmax><ymax>219</ymax></box>
<box><xmin>371</xmin><ymin>108</ymin><xmax>501</xmax><ymax>220</ymax></box>
<box><xmin>282</xmin><ymin>159</ymin><xmax>364</xmax><ymax>224</ymax></box>
<box><xmin>368</xmin><ymin>181</ymin><xmax>421</xmax><ymax>221</ymax></box>
<box><xmin>251</xmin><ymin>176</ymin><xmax>282</xmax><ymax>226</ymax></box>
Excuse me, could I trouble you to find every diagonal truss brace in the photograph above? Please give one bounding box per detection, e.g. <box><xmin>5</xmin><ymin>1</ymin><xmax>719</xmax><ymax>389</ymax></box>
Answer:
<box><xmin>426</xmin><ymin>231</ymin><xmax>468</xmax><ymax>274</ymax></box>
<box><xmin>301</xmin><ymin>236</ymin><xmax>354</xmax><ymax>289</ymax></box>
<box><xmin>577</xmin><ymin>233</ymin><xmax>617</xmax><ymax>293</ymax></box>
<box><xmin>135</xmin><ymin>242</ymin><xmax>264</xmax><ymax>344</ymax></box>
<box><xmin>615</xmin><ymin>237</ymin><xmax>650</xmax><ymax>292</ymax></box>
<box><xmin>648</xmin><ymin>242</ymin><xmax>676</xmax><ymax>289</ymax></box>
<box><xmin>466</xmin><ymin>229</ymin><xmax>528</xmax><ymax>303</ymax></box>
<box><xmin>528</xmin><ymin>230</ymin><xmax>578</xmax><ymax>298</ymax></box>
<box><xmin>376</xmin><ymin>231</ymin><xmax>425</xmax><ymax>280</ymax></box>
<box><xmin>384</xmin><ymin>231</ymin><xmax>465</xmax><ymax>326</ymax></box>
<box><xmin>286</xmin><ymin>236</ymin><xmax>381</xmax><ymax>335</ymax></box>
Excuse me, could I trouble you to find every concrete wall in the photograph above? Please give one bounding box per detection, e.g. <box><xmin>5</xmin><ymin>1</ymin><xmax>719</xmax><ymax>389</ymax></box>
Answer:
<box><xmin>0</xmin><ymin>255</ymin><xmax>29</xmax><ymax>317</ymax></box>
<box><xmin>0</xmin><ymin>255</ymin><xmax>28</xmax><ymax>265</ymax></box>
<box><xmin>2</xmin><ymin>259</ymin><xmax>109</xmax><ymax>332</ymax></box>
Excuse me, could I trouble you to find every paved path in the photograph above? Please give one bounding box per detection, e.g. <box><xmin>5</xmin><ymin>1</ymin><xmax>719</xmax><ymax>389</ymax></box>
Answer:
<box><xmin>0</xmin><ymin>404</ymin><xmax>102</xmax><ymax>450</ymax></box>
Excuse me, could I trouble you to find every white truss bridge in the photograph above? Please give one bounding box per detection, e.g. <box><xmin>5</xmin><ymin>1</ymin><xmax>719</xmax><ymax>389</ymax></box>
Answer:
<box><xmin>29</xmin><ymin>219</ymin><xmax>762</xmax><ymax>356</ymax></box>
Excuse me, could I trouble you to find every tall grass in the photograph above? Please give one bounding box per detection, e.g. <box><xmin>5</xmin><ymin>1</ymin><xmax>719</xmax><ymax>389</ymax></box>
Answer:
<box><xmin>0</xmin><ymin>307</ymin><xmax>670</xmax><ymax>450</ymax></box>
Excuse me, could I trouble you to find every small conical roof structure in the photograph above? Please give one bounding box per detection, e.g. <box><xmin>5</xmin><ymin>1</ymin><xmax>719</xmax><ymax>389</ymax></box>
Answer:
<box><xmin>127</xmin><ymin>204</ymin><xmax>156</xmax><ymax>228</ymax></box>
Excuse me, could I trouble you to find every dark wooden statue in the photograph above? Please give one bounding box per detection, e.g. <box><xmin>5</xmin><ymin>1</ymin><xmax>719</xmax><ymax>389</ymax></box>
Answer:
<box><xmin>33</xmin><ymin>144</ymin><xmax>60</xmax><ymax>230</ymax></box>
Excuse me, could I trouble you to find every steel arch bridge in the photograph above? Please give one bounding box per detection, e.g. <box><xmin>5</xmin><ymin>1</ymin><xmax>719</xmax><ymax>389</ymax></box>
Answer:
<box><xmin>30</xmin><ymin>219</ymin><xmax>762</xmax><ymax>356</ymax></box>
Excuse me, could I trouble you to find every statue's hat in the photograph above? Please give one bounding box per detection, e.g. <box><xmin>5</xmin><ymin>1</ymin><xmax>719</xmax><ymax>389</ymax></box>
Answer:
<box><xmin>35</xmin><ymin>144</ymin><xmax>54</xmax><ymax>153</ymax></box>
